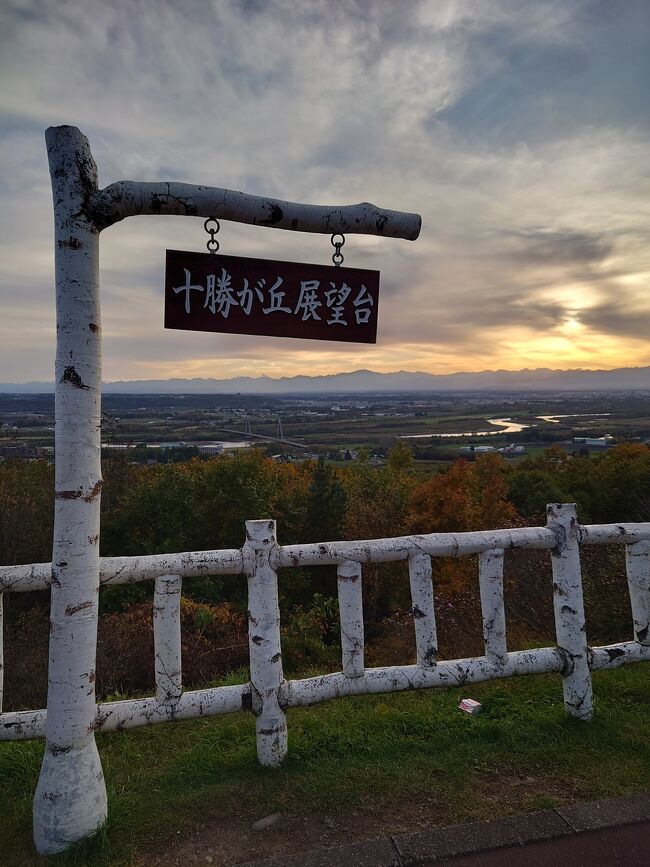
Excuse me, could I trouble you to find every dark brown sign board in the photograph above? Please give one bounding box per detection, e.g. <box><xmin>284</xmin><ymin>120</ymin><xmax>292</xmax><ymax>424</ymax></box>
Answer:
<box><xmin>165</xmin><ymin>250</ymin><xmax>380</xmax><ymax>343</ymax></box>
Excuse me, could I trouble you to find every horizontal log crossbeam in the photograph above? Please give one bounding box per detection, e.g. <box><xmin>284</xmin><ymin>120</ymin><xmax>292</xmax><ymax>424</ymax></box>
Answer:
<box><xmin>89</xmin><ymin>182</ymin><xmax>422</xmax><ymax>239</ymax></box>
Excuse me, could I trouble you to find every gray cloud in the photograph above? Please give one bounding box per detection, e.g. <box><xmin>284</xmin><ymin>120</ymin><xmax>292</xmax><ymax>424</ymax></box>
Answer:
<box><xmin>503</xmin><ymin>229</ymin><xmax>614</xmax><ymax>266</ymax></box>
<box><xmin>1</xmin><ymin>0</ymin><xmax>649</xmax><ymax>381</ymax></box>
<box><xmin>578</xmin><ymin>303</ymin><xmax>650</xmax><ymax>342</ymax></box>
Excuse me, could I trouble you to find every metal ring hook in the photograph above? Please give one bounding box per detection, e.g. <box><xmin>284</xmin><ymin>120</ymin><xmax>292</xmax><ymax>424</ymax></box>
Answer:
<box><xmin>205</xmin><ymin>217</ymin><xmax>220</xmax><ymax>254</ymax></box>
<box><xmin>330</xmin><ymin>233</ymin><xmax>345</xmax><ymax>267</ymax></box>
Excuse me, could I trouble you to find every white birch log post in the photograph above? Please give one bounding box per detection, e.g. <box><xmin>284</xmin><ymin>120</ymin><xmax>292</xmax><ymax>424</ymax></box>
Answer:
<box><xmin>548</xmin><ymin>503</ymin><xmax>593</xmax><ymax>720</ymax></box>
<box><xmin>478</xmin><ymin>549</ymin><xmax>507</xmax><ymax>666</ymax></box>
<box><xmin>408</xmin><ymin>553</ymin><xmax>437</xmax><ymax>668</ymax></box>
<box><xmin>153</xmin><ymin>575</ymin><xmax>183</xmax><ymax>709</ymax></box>
<box><xmin>243</xmin><ymin>520</ymin><xmax>287</xmax><ymax>766</ymax></box>
<box><xmin>625</xmin><ymin>540</ymin><xmax>650</xmax><ymax>646</ymax></box>
<box><xmin>33</xmin><ymin>126</ymin><xmax>107</xmax><ymax>854</ymax></box>
<box><xmin>337</xmin><ymin>561</ymin><xmax>364</xmax><ymax>677</ymax></box>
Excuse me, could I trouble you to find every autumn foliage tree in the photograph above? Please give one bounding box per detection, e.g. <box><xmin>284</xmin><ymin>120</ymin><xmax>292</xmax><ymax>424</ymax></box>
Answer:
<box><xmin>340</xmin><ymin>446</ymin><xmax>414</xmax><ymax>620</ymax></box>
<box><xmin>408</xmin><ymin>454</ymin><xmax>519</xmax><ymax>596</ymax></box>
<box><xmin>409</xmin><ymin>454</ymin><xmax>518</xmax><ymax>534</ymax></box>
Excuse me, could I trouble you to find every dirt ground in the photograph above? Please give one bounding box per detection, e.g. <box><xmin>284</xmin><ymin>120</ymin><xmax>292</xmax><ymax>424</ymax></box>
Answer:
<box><xmin>135</xmin><ymin>773</ymin><xmax>566</xmax><ymax>866</ymax></box>
<box><xmin>136</xmin><ymin>795</ymin><xmax>444</xmax><ymax>865</ymax></box>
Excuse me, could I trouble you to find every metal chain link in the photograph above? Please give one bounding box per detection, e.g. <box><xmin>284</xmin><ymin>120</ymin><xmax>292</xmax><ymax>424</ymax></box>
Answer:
<box><xmin>204</xmin><ymin>217</ymin><xmax>220</xmax><ymax>254</ymax></box>
<box><xmin>331</xmin><ymin>233</ymin><xmax>345</xmax><ymax>267</ymax></box>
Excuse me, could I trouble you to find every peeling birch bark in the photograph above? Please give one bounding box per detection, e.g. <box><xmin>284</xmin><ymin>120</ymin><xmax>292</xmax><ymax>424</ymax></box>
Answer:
<box><xmin>285</xmin><ymin>647</ymin><xmax>565</xmax><ymax>708</ymax></box>
<box><xmin>91</xmin><ymin>683</ymin><xmax>248</xmax><ymax>732</ymax></box>
<box><xmin>626</xmin><ymin>540</ymin><xmax>650</xmax><ymax>646</ymax></box>
<box><xmin>89</xmin><ymin>182</ymin><xmax>421</xmax><ymax>239</ymax></box>
<box><xmin>408</xmin><ymin>553</ymin><xmax>437</xmax><ymax>668</ymax></box>
<box><xmin>337</xmin><ymin>561</ymin><xmax>364</xmax><ymax>677</ymax></box>
<box><xmin>153</xmin><ymin>576</ymin><xmax>182</xmax><ymax>709</ymax></box>
<box><xmin>578</xmin><ymin>523</ymin><xmax>650</xmax><ymax>545</ymax></box>
<box><xmin>0</xmin><ymin>563</ymin><xmax>50</xmax><ymax>593</ymax></box>
<box><xmin>32</xmin><ymin>126</ymin><xmax>107</xmax><ymax>855</ymax></box>
<box><xmin>548</xmin><ymin>503</ymin><xmax>593</xmax><ymax>721</ymax></box>
<box><xmin>4</xmin><ymin>511</ymin><xmax>650</xmax><ymax>753</ymax></box>
<box><xmin>25</xmin><ymin>126</ymin><xmax>419</xmax><ymax>852</ymax></box>
<box><xmin>279</xmin><ymin>525</ymin><xmax>557</xmax><ymax>568</ymax></box>
<box><xmin>0</xmin><ymin>547</ymin><xmax>243</xmax><ymax>593</ymax></box>
<box><xmin>479</xmin><ymin>549</ymin><xmax>507</xmax><ymax>666</ymax></box>
<box><xmin>0</xmin><ymin>709</ymin><xmax>46</xmax><ymax>740</ymax></box>
<box><xmin>589</xmin><ymin>640</ymin><xmax>650</xmax><ymax>669</ymax></box>
<box><xmin>0</xmin><ymin>683</ymin><xmax>249</xmax><ymax>742</ymax></box>
<box><xmin>244</xmin><ymin>520</ymin><xmax>287</xmax><ymax>766</ymax></box>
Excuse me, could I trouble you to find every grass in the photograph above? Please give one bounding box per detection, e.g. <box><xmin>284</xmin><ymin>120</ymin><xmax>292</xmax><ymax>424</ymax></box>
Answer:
<box><xmin>1</xmin><ymin>664</ymin><xmax>649</xmax><ymax>865</ymax></box>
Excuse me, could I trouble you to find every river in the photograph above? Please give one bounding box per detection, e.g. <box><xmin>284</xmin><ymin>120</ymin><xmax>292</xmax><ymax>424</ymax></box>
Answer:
<box><xmin>400</xmin><ymin>418</ymin><xmax>530</xmax><ymax>439</ymax></box>
<box><xmin>536</xmin><ymin>413</ymin><xmax>611</xmax><ymax>424</ymax></box>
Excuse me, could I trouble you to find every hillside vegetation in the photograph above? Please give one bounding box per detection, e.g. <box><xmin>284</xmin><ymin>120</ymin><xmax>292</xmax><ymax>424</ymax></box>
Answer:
<box><xmin>2</xmin><ymin>444</ymin><xmax>649</xmax><ymax>708</ymax></box>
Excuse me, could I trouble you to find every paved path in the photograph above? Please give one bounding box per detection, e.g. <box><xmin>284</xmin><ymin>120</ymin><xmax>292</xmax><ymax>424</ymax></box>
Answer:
<box><xmin>432</xmin><ymin>820</ymin><xmax>650</xmax><ymax>866</ymax></box>
<box><xmin>244</xmin><ymin>792</ymin><xmax>650</xmax><ymax>867</ymax></box>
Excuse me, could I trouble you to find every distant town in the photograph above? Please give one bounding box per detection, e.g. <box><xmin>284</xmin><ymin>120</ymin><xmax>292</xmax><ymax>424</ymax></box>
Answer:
<box><xmin>2</xmin><ymin>389</ymin><xmax>649</xmax><ymax>468</ymax></box>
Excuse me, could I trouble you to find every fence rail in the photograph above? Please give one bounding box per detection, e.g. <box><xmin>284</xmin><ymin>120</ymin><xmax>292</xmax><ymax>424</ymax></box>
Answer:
<box><xmin>3</xmin><ymin>521</ymin><xmax>649</xmax><ymax>595</ymax></box>
<box><xmin>2</xmin><ymin>506</ymin><xmax>650</xmax><ymax>768</ymax></box>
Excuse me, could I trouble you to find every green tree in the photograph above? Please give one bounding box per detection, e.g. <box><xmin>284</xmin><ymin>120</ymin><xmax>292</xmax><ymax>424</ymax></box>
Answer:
<box><xmin>304</xmin><ymin>457</ymin><xmax>347</xmax><ymax>543</ymax></box>
<box><xmin>341</xmin><ymin>459</ymin><xmax>413</xmax><ymax>621</ymax></box>
<box><xmin>0</xmin><ymin>459</ymin><xmax>54</xmax><ymax>566</ymax></box>
<box><xmin>387</xmin><ymin>441</ymin><xmax>414</xmax><ymax>474</ymax></box>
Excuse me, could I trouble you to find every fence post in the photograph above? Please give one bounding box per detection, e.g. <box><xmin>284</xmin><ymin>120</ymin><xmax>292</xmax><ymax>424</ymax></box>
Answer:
<box><xmin>337</xmin><ymin>561</ymin><xmax>364</xmax><ymax>677</ymax></box>
<box><xmin>626</xmin><ymin>540</ymin><xmax>650</xmax><ymax>646</ymax></box>
<box><xmin>153</xmin><ymin>575</ymin><xmax>183</xmax><ymax>709</ymax></box>
<box><xmin>244</xmin><ymin>520</ymin><xmax>287</xmax><ymax>766</ymax></box>
<box><xmin>33</xmin><ymin>126</ymin><xmax>107</xmax><ymax>854</ymax></box>
<box><xmin>408</xmin><ymin>553</ymin><xmax>437</xmax><ymax>668</ymax></box>
<box><xmin>548</xmin><ymin>503</ymin><xmax>593</xmax><ymax>720</ymax></box>
<box><xmin>478</xmin><ymin>549</ymin><xmax>507</xmax><ymax>666</ymax></box>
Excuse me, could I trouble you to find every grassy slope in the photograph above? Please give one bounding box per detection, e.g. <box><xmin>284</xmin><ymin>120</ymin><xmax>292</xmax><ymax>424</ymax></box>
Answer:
<box><xmin>1</xmin><ymin>664</ymin><xmax>649</xmax><ymax>865</ymax></box>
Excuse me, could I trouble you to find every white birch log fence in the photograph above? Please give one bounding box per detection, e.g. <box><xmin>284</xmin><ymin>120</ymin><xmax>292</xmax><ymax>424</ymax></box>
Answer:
<box><xmin>2</xmin><ymin>506</ymin><xmax>650</xmax><ymax>848</ymax></box>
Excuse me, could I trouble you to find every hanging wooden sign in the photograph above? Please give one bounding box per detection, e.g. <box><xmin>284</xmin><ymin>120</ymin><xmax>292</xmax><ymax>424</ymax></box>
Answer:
<box><xmin>164</xmin><ymin>250</ymin><xmax>380</xmax><ymax>344</ymax></box>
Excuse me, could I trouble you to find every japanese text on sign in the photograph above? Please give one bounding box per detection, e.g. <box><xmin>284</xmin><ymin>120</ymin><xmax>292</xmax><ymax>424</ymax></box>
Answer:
<box><xmin>164</xmin><ymin>250</ymin><xmax>380</xmax><ymax>344</ymax></box>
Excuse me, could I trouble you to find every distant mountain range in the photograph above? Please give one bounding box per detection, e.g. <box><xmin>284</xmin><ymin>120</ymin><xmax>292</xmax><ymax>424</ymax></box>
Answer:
<box><xmin>2</xmin><ymin>366</ymin><xmax>650</xmax><ymax>394</ymax></box>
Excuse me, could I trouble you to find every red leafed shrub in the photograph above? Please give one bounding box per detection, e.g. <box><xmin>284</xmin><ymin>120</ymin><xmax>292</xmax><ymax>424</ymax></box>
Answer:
<box><xmin>96</xmin><ymin>598</ymin><xmax>249</xmax><ymax>698</ymax></box>
<box><xmin>3</xmin><ymin>606</ymin><xmax>50</xmax><ymax>711</ymax></box>
<box><xmin>4</xmin><ymin>598</ymin><xmax>249</xmax><ymax>711</ymax></box>
<box><xmin>177</xmin><ymin>598</ymin><xmax>248</xmax><ymax>687</ymax></box>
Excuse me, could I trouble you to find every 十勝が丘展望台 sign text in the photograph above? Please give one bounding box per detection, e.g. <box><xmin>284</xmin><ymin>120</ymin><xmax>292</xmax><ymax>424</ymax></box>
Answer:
<box><xmin>164</xmin><ymin>250</ymin><xmax>380</xmax><ymax>343</ymax></box>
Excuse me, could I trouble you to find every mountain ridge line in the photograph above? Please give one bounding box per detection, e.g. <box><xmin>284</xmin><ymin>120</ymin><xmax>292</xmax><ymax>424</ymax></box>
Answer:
<box><xmin>2</xmin><ymin>366</ymin><xmax>650</xmax><ymax>393</ymax></box>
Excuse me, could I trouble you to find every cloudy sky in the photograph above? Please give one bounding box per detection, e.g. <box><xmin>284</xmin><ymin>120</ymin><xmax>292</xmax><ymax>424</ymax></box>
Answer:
<box><xmin>1</xmin><ymin>0</ymin><xmax>649</xmax><ymax>382</ymax></box>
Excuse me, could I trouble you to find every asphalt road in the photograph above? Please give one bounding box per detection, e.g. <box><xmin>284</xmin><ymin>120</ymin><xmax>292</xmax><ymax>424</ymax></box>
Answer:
<box><xmin>432</xmin><ymin>820</ymin><xmax>650</xmax><ymax>866</ymax></box>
